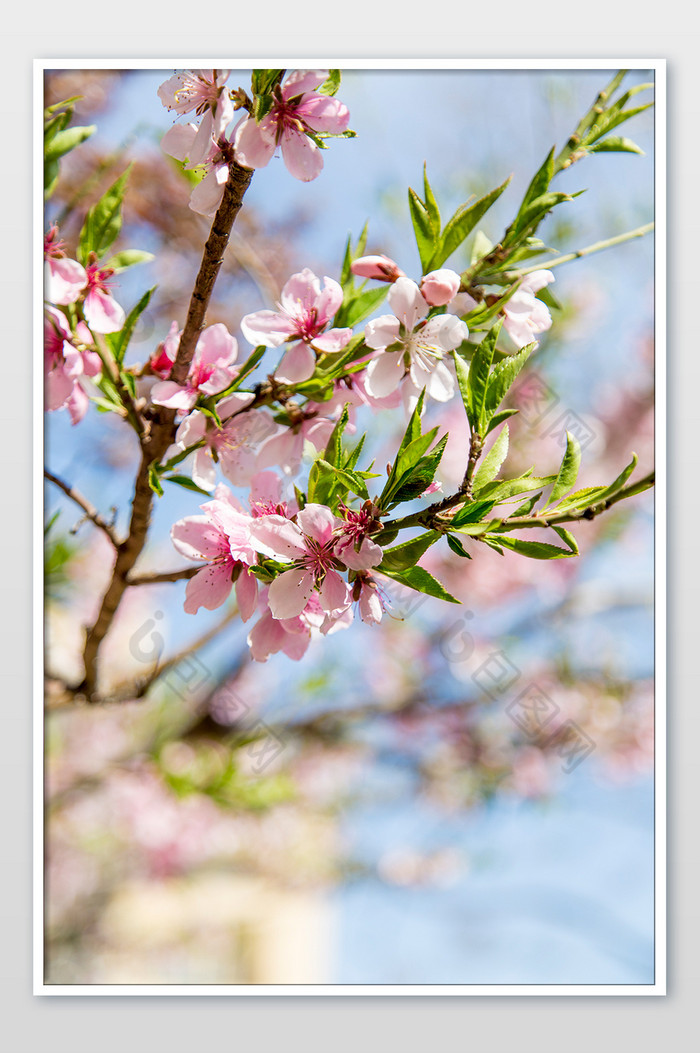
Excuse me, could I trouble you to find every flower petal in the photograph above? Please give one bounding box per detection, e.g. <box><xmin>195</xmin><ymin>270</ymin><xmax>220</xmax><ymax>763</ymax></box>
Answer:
<box><xmin>268</xmin><ymin>567</ymin><xmax>316</xmax><ymax>619</ymax></box>
<box><xmin>364</xmin><ymin>351</ymin><xmax>404</xmax><ymax>398</ymax></box>
<box><xmin>275</xmin><ymin>341</ymin><xmax>316</xmax><ymax>384</ymax></box>
<box><xmin>280</xmin><ymin>128</ymin><xmax>324</xmax><ymax>182</ymax></box>
<box><xmin>184</xmin><ymin>563</ymin><xmax>233</xmax><ymax>614</ymax></box>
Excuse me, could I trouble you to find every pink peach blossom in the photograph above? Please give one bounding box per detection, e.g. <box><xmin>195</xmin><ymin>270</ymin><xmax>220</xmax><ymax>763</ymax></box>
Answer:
<box><xmin>158</xmin><ymin>69</ymin><xmax>233</xmax><ymax>168</ymax></box>
<box><xmin>44</xmin><ymin>227</ymin><xmax>87</xmax><ymax>306</ymax></box>
<box><xmin>247</xmin><ymin>504</ymin><xmax>351</xmax><ymax>620</ymax></box>
<box><xmin>241</xmin><ymin>268</ymin><xmax>351</xmax><ymax>385</ymax></box>
<box><xmin>172</xmin><ymin>394</ymin><xmax>278</xmax><ymax>491</ymax></box>
<box><xmin>170</xmin><ymin>487</ymin><xmax>258</xmax><ymax>619</ymax></box>
<box><xmin>502</xmin><ymin>270</ymin><xmax>555</xmax><ymax>350</ymax></box>
<box><xmin>151</xmin><ymin>323</ymin><xmax>240</xmax><ymax>412</ymax></box>
<box><xmin>363</xmin><ymin>277</ymin><xmax>468</xmax><ymax>404</ymax></box>
<box><xmin>44</xmin><ymin>307</ymin><xmax>101</xmax><ymax>425</ymax></box>
<box><xmin>233</xmin><ymin>70</ymin><xmax>349</xmax><ymax>182</ymax></box>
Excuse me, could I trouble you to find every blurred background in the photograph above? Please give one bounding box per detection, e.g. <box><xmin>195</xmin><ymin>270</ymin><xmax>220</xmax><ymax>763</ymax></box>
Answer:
<box><xmin>43</xmin><ymin>66</ymin><xmax>655</xmax><ymax>985</ymax></box>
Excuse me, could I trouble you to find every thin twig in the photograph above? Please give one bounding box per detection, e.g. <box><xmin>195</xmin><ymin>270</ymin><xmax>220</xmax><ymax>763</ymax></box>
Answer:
<box><xmin>45</xmin><ymin>470</ymin><xmax>121</xmax><ymax>548</ymax></box>
<box><xmin>512</xmin><ymin>223</ymin><xmax>654</xmax><ymax>278</ymax></box>
<box><xmin>126</xmin><ymin>566</ymin><xmax>202</xmax><ymax>587</ymax></box>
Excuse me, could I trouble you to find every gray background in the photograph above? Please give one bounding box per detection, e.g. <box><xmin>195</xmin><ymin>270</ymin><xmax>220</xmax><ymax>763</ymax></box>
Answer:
<box><xmin>4</xmin><ymin>6</ymin><xmax>695</xmax><ymax>1050</ymax></box>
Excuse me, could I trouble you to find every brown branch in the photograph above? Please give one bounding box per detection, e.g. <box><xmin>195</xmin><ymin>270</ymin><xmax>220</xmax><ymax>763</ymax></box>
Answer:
<box><xmin>79</xmin><ymin>160</ymin><xmax>254</xmax><ymax>699</ymax></box>
<box><xmin>45</xmin><ymin>470</ymin><xmax>121</xmax><ymax>548</ymax></box>
<box><xmin>125</xmin><ymin>566</ymin><xmax>202</xmax><ymax>586</ymax></box>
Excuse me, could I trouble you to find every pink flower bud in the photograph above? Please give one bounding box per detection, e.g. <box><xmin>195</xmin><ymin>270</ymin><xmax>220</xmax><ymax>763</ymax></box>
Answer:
<box><xmin>420</xmin><ymin>268</ymin><xmax>462</xmax><ymax>306</ymax></box>
<box><xmin>350</xmin><ymin>255</ymin><xmax>405</xmax><ymax>282</ymax></box>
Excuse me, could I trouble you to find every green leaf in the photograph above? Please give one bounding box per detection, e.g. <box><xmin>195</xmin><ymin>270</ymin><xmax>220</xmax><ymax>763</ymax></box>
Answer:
<box><xmin>307</xmin><ymin>458</ymin><xmax>338</xmax><ymax>506</ymax></box>
<box><xmin>78</xmin><ymin>165</ymin><xmax>132</xmax><ymax>264</ymax></box>
<box><xmin>446</xmin><ymin>533</ymin><xmax>472</xmax><ymax>559</ymax></box>
<box><xmin>230</xmin><ymin>344</ymin><xmax>266</xmax><ymax>389</ymax></box>
<box><xmin>382</xmin><ymin>565</ymin><xmax>461</xmax><ymax>604</ymax></box>
<box><xmin>44</xmin><ymin>124</ymin><xmax>95</xmax><ymax>165</ymax></box>
<box><xmin>165</xmin><ymin>475</ymin><xmax>211</xmax><ymax>496</ymax></box>
<box><xmin>506</xmin><ymin>191</ymin><xmax>573</xmax><ymax>244</ymax></box>
<box><xmin>251</xmin><ymin>69</ymin><xmax>285</xmax><ymax>96</ymax></box>
<box><xmin>477</xmin><ymin>474</ymin><xmax>556</xmax><ymax>503</ymax></box>
<box><xmin>484</xmin><ymin>342</ymin><xmax>534</xmax><ymax>419</ymax></box>
<box><xmin>470</xmin><ymin>229</ymin><xmax>494</xmax><ymax>266</ymax></box>
<box><xmin>546</xmin><ymin>431</ymin><xmax>581</xmax><ymax>507</ymax></box>
<box><xmin>487</xmin><ymin>534</ymin><xmax>577</xmax><ymax>560</ymax></box>
<box><xmin>408</xmin><ymin>187</ymin><xmax>437</xmax><ymax>271</ymax></box>
<box><xmin>511</xmin><ymin>491</ymin><xmax>543</xmax><ymax>517</ymax></box>
<box><xmin>432</xmin><ymin>177</ymin><xmax>511</xmax><ymax>269</ymax></box>
<box><xmin>485</xmin><ymin>407</ymin><xmax>519</xmax><ymax>436</ymax></box>
<box><xmin>315</xmin><ymin>459</ymin><xmax>369</xmax><ymax>500</ymax></box>
<box><xmin>451</xmin><ymin>499</ymin><xmax>497</xmax><ymax>528</ymax></box>
<box><xmin>323</xmin><ymin>405</ymin><xmax>350</xmax><ymax>468</ymax></box>
<box><xmin>548</xmin><ymin>485</ymin><xmax>609</xmax><ymax>515</ymax></box>
<box><xmin>318</xmin><ymin>69</ymin><xmax>342</xmax><ymax>97</ymax></box>
<box><xmin>517</xmin><ymin>147</ymin><xmax>555</xmax><ymax>219</ymax></box>
<box><xmin>105</xmin><ymin>286</ymin><xmax>156</xmax><ymax>366</ymax></box>
<box><xmin>423</xmin><ymin>164</ymin><xmax>441</xmax><ymax>236</ymax></box>
<box><xmin>457</xmin><ymin>320</ymin><xmax>502</xmax><ymax>434</ymax></box>
<box><xmin>588</xmin><ymin>136</ymin><xmax>644</xmax><ymax>155</ymax></box>
<box><xmin>339</xmin><ymin>222</ymin><xmax>369</xmax><ymax>289</ymax></box>
<box><xmin>335</xmin><ymin>284</ymin><xmax>388</xmax><ymax>328</ymax></box>
<box><xmin>473</xmin><ymin>425</ymin><xmax>509</xmax><ymax>491</ymax></box>
<box><xmin>392</xmin><ymin>434</ymin><xmax>448</xmax><ymax>504</ymax></box>
<box><xmin>379</xmin><ymin>531</ymin><xmax>438</xmax><ymax>572</ymax></box>
<box><xmin>104</xmin><ymin>249</ymin><xmax>155</xmax><ymax>272</ymax></box>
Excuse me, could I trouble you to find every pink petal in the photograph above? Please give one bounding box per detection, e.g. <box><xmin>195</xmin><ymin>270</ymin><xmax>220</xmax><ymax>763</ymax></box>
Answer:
<box><xmin>248</xmin><ymin>515</ymin><xmax>306</xmax><ymax>560</ymax></box>
<box><xmin>233</xmin><ymin>115</ymin><xmax>277</xmax><ymax>169</ymax></box>
<box><xmin>312</xmin><ymin>328</ymin><xmax>352</xmax><ymax>354</ymax></box>
<box><xmin>47</xmin><ymin>257</ymin><xmax>87</xmax><ymax>305</ymax></box>
<box><xmin>268</xmin><ymin>567</ymin><xmax>316</xmax><ymax>619</ymax></box>
<box><xmin>183</xmin><ymin>563</ymin><xmax>233</xmax><ymax>614</ymax></box>
<box><xmin>388</xmin><ymin>277</ymin><xmax>427</xmax><ymax>330</ymax></box>
<box><xmin>198</xmin><ymin>365</ymin><xmax>237</xmax><ymax>396</ymax></box>
<box><xmin>364</xmin><ymin>315</ymin><xmax>401</xmax><ymax>350</ymax></box>
<box><xmin>519</xmin><ymin>269</ymin><xmax>555</xmax><ymax>296</ymax></box>
<box><xmin>189</xmin><ymin>165</ymin><xmax>228</xmax><ymax>218</ymax></box>
<box><xmin>275</xmin><ymin>341</ymin><xmax>316</xmax><ymax>384</ymax></box>
<box><xmin>280</xmin><ymin>128</ymin><xmax>324</xmax><ymax>182</ymax></box>
<box><xmin>83</xmin><ymin>288</ymin><xmax>125</xmax><ymax>334</ymax></box>
<box><xmin>161</xmin><ymin>122</ymin><xmax>197</xmax><ymax>161</ymax></box>
<box><xmin>171</xmin><ymin>515</ymin><xmax>225</xmax><ymax>560</ymax></box>
<box><xmin>66</xmin><ymin>382</ymin><xmax>89</xmax><ymax>425</ymax></box>
<box><xmin>282</xmin><ymin>70</ymin><xmax>328</xmax><ymax>98</ymax></box>
<box><xmin>195</xmin><ymin>323</ymin><xmax>238</xmax><ymax>368</ymax></box>
<box><xmin>364</xmin><ymin>352</ymin><xmax>404</xmax><ymax>398</ymax></box>
<box><xmin>315</xmin><ymin>277</ymin><xmax>345</xmax><ymax>323</ymax></box>
<box><xmin>337</xmin><ymin>536</ymin><xmax>383</xmax><ymax>571</ymax></box>
<box><xmin>296</xmin><ymin>503</ymin><xmax>339</xmax><ymax>544</ymax></box>
<box><xmin>359</xmin><ymin>586</ymin><xmax>383</xmax><ymax>624</ymax></box>
<box><xmin>235</xmin><ymin>569</ymin><xmax>259</xmax><ymax>622</ymax></box>
<box><xmin>190</xmin><ymin>448</ymin><xmax>217</xmax><ymax>492</ymax></box>
<box><xmin>317</xmin><ymin>570</ymin><xmax>350</xmax><ymax>613</ymax></box>
<box><xmin>280</xmin><ymin>269</ymin><xmax>322</xmax><ymax>315</ymax></box>
<box><xmin>150</xmin><ymin>380</ymin><xmax>197</xmax><ymax>411</ymax></box>
<box><xmin>240</xmin><ymin>309</ymin><xmax>296</xmax><ymax>348</ymax></box>
<box><xmin>296</xmin><ymin>94</ymin><xmax>350</xmax><ymax>134</ymax></box>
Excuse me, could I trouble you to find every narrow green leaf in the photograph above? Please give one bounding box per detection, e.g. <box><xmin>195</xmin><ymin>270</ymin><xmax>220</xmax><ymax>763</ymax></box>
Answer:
<box><xmin>432</xmin><ymin>177</ymin><xmax>511</xmax><ymax>269</ymax></box>
<box><xmin>446</xmin><ymin>533</ymin><xmax>472</xmax><ymax>559</ymax></box>
<box><xmin>451</xmin><ymin>499</ymin><xmax>497</xmax><ymax>528</ymax></box>
<box><xmin>484</xmin><ymin>342</ymin><xmax>534</xmax><ymax>418</ymax></box>
<box><xmin>485</xmin><ymin>407</ymin><xmax>519</xmax><ymax>435</ymax></box>
<box><xmin>473</xmin><ymin>425</ymin><xmax>509</xmax><ymax>491</ymax></box>
<box><xmin>488</xmin><ymin>534</ymin><xmax>576</xmax><ymax>560</ymax></box>
<box><xmin>148</xmin><ymin>461</ymin><xmax>164</xmax><ymax>497</ymax></box>
<box><xmin>382</xmin><ymin>565</ymin><xmax>461</xmax><ymax>604</ymax></box>
<box><xmin>588</xmin><ymin>136</ymin><xmax>644</xmax><ymax>155</ymax></box>
<box><xmin>231</xmin><ymin>344</ymin><xmax>267</xmax><ymax>389</ymax></box>
<box><xmin>336</xmin><ymin>284</ymin><xmax>388</xmax><ymax>328</ymax></box>
<box><xmin>408</xmin><ymin>187</ymin><xmax>436</xmax><ymax>271</ymax></box>
<box><xmin>315</xmin><ymin>459</ymin><xmax>369</xmax><ymax>500</ymax></box>
<box><xmin>546</xmin><ymin>431</ymin><xmax>581</xmax><ymax>507</ymax></box>
<box><xmin>44</xmin><ymin>124</ymin><xmax>95</xmax><ymax>164</ymax></box>
<box><xmin>423</xmin><ymin>163</ymin><xmax>441</xmax><ymax>234</ymax></box>
<box><xmin>379</xmin><ymin>531</ymin><xmax>438</xmax><ymax>572</ymax></box>
<box><xmin>165</xmin><ymin>475</ymin><xmax>211</xmax><ymax>495</ymax></box>
<box><xmin>104</xmin><ymin>249</ymin><xmax>155</xmax><ymax>272</ymax></box>
<box><xmin>318</xmin><ymin>69</ymin><xmax>342</xmax><ymax>96</ymax></box>
<box><xmin>477</xmin><ymin>474</ymin><xmax>556</xmax><ymax>503</ymax></box>
<box><xmin>78</xmin><ymin>165</ymin><xmax>132</xmax><ymax>264</ymax></box>
<box><xmin>105</xmin><ymin>286</ymin><xmax>156</xmax><ymax>365</ymax></box>
<box><xmin>323</xmin><ymin>405</ymin><xmax>350</xmax><ymax>468</ymax></box>
<box><xmin>517</xmin><ymin>147</ymin><xmax>555</xmax><ymax>218</ymax></box>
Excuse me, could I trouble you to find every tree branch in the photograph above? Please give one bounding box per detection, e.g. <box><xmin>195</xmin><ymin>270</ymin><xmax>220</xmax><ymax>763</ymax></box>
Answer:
<box><xmin>126</xmin><ymin>566</ymin><xmax>202</xmax><ymax>586</ymax></box>
<box><xmin>45</xmin><ymin>470</ymin><xmax>121</xmax><ymax>548</ymax></box>
<box><xmin>79</xmin><ymin>160</ymin><xmax>254</xmax><ymax>699</ymax></box>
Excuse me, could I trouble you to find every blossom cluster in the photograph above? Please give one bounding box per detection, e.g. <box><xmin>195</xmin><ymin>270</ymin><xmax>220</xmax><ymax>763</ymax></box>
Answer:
<box><xmin>171</xmin><ymin>477</ymin><xmax>386</xmax><ymax>662</ymax></box>
<box><xmin>159</xmin><ymin>69</ymin><xmax>351</xmax><ymax>215</ymax></box>
<box><xmin>44</xmin><ymin>225</ymin><xmax>126</xmax><ymax>423</ymax></box>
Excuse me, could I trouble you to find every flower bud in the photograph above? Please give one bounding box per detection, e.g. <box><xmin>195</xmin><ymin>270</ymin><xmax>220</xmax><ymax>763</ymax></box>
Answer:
<box><xmin>420</xmin><ymin>268</ymin><xmax>461</xmax><ymax>306</ymax></box>
<box><xmin>350</xmin><ymin>254</ymin><xmax>405</xmax><ymax>282</ymax></box>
